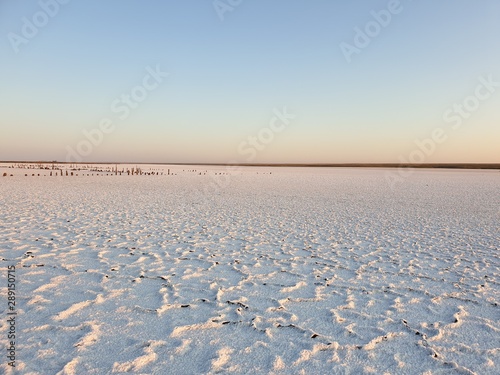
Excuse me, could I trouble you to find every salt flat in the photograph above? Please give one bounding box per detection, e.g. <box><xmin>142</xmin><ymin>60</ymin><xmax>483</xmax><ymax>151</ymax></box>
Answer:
<box><xmin>0</xmin><ymin>166</ymin><xmax>499</xmax><ymax>374</ymax></box>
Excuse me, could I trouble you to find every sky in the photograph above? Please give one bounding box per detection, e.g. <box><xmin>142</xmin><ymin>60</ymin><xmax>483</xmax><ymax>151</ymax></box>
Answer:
<box><xmin>1</xmin><ymin>0</ymin><xmax>499</xmax><ymax>164</ymax></box>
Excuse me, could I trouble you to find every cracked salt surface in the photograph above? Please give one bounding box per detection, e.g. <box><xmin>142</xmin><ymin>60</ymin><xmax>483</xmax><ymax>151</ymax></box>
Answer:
<box><xmin>0</xmin><ymin>165</ymin><xmax>498</xmax><ymax>374</ymax></box>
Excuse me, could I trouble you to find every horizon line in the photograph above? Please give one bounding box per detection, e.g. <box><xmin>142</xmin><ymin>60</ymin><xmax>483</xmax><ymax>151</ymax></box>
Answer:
<box><xmin>2</xmin><ymin>161</ymin><xmax>500</xmax><ymax>170</ymax></box>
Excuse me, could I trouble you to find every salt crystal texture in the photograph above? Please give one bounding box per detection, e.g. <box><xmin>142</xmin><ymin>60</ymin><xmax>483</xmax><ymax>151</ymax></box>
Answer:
<box><xmin>0</xmin><ymin>165</ymin><xmax>498</xmax><ymax>374</ymax></box>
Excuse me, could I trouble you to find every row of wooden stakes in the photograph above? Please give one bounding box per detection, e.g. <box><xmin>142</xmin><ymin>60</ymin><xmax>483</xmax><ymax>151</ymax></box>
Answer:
<box><xmin>3</xmin><ymin>170</ymin><xmax>172</xmax><ymax>177</ymax></box>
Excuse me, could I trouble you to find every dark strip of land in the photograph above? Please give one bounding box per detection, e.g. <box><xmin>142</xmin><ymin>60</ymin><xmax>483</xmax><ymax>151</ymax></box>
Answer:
<box><xmin>2</xmin><ymin>162</ymin><xmax>499</xmax><ymax>169</ymax></box>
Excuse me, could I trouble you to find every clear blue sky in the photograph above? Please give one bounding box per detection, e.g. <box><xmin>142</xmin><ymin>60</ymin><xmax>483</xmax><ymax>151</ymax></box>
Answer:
<box><xmin>1</xmin><ymin>0</ymin><xmax>499</xmax><ymax>163</ymax></box>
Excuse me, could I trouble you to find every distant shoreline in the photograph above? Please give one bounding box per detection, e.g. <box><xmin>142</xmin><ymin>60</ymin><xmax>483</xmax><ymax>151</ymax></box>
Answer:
<box><xmin>1</xmin><ymin>161</ymin><xmax>499</xmax><ymax>170</ymax></box>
